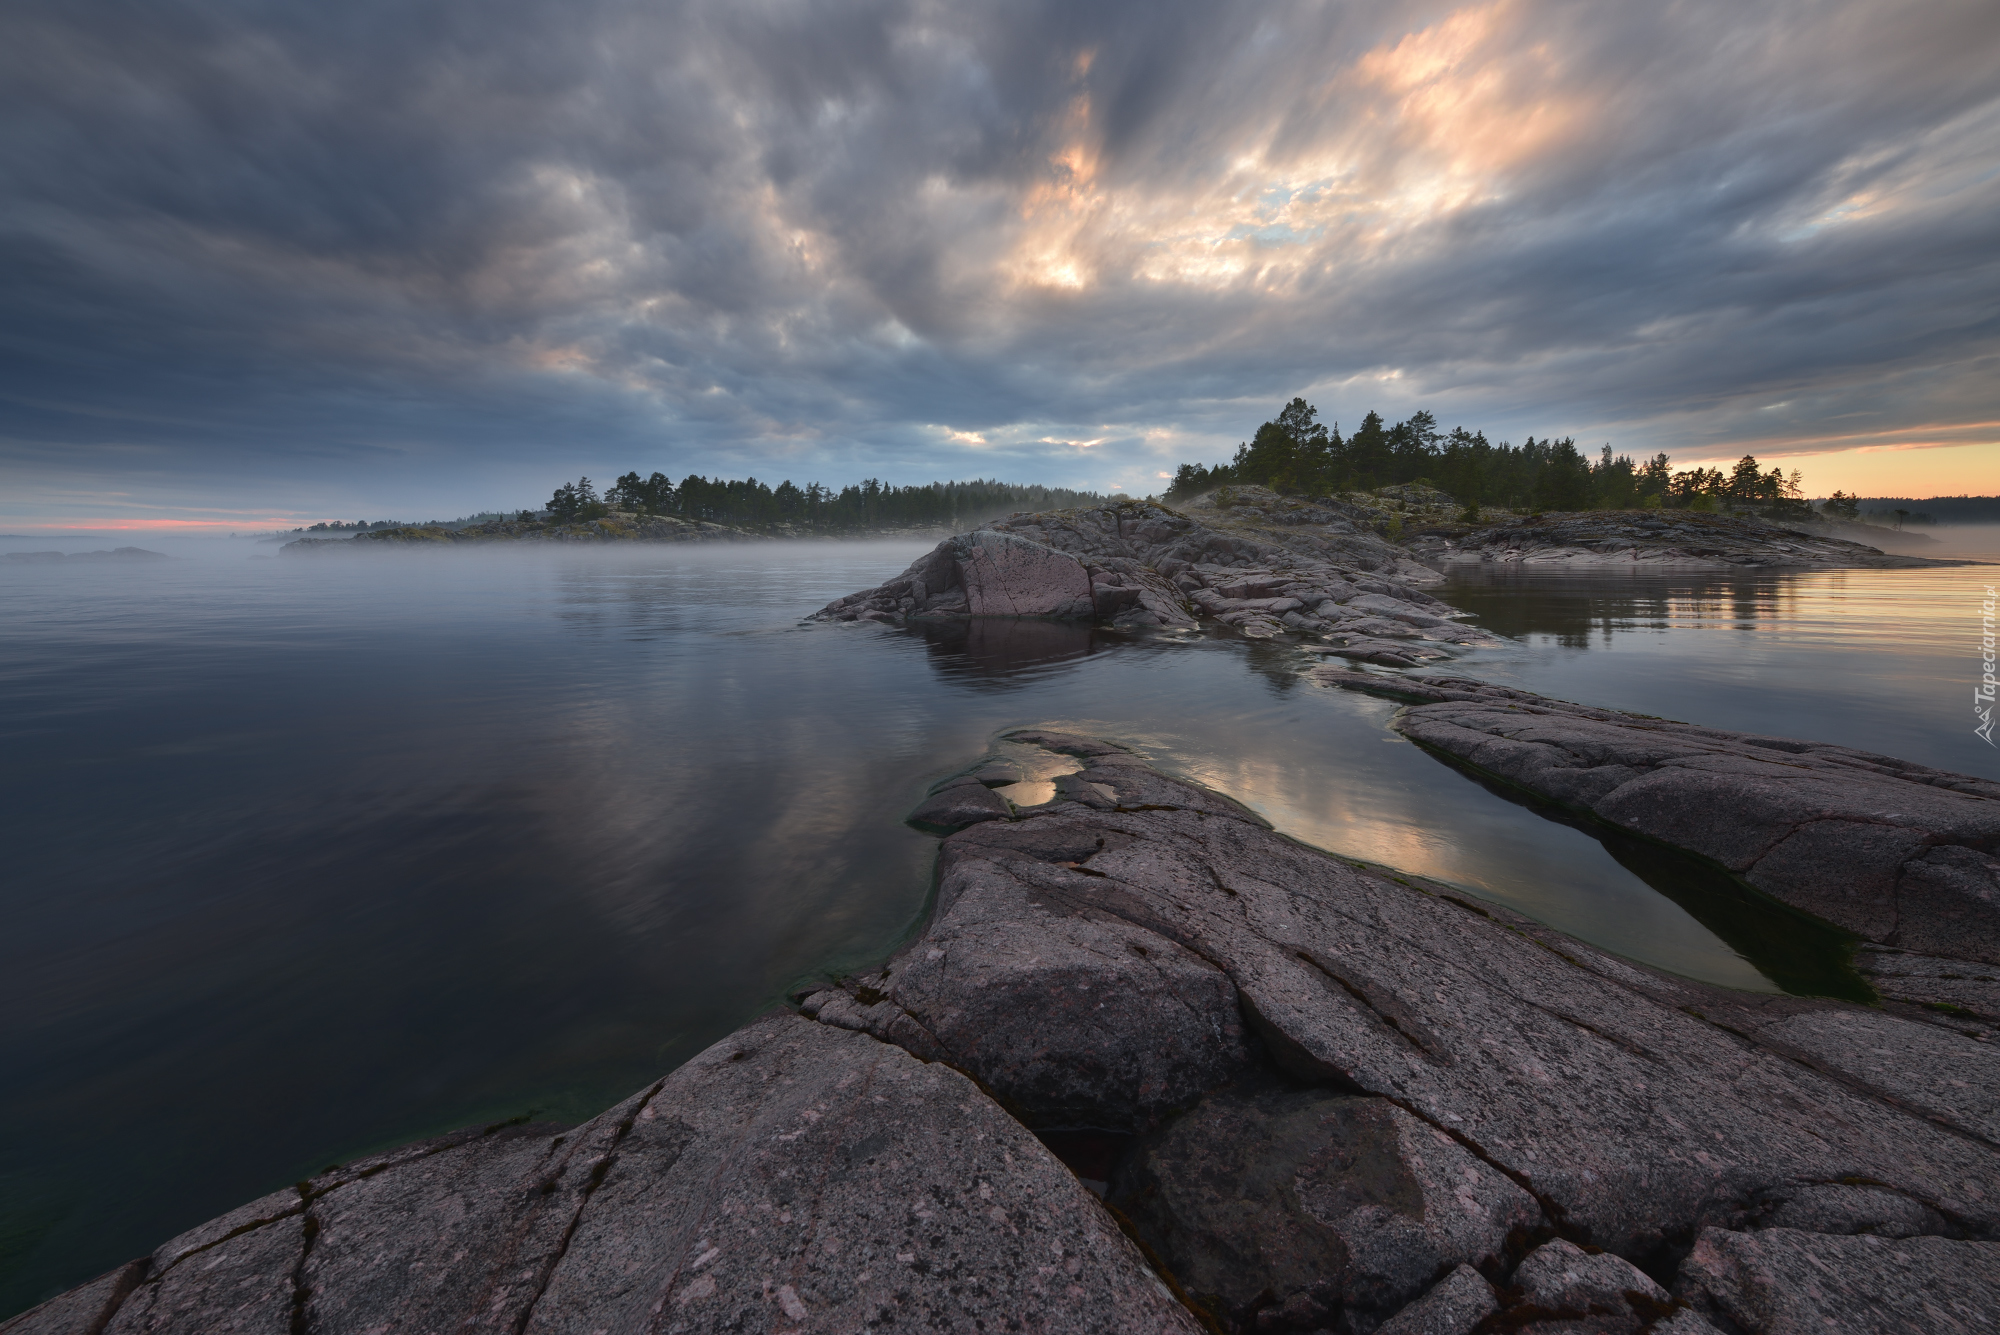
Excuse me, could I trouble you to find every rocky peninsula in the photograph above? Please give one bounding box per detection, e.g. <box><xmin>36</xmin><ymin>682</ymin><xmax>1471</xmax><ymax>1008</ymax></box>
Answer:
<box><xmin>16</xmin><ymin>498</ymin><xmax>1997</xmax><ymax>1335</ymax></box>
<box><xmin>814</xmin><ymin>493</ymin><xmax>1502</xmax><ymax>668</ymax></box>
<box><xmin>1186</xmin><ymin>484</ymin><xmax>1960</xmax><ymax>571</ymax></box>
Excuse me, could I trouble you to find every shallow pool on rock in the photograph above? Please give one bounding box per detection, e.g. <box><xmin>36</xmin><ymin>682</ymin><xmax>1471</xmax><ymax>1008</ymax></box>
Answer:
<box><xmin>1</xmin><ymin>536</ymin><xmax>1992</xmax><ymax>1317</ymax></box>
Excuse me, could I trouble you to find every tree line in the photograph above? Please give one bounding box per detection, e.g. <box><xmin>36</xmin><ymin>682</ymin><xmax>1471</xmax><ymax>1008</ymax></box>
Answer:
<box><xmin>542</xmin><ymin>474</ymin><xmax>1106</xmax><ymax>530</ymax></box>
<box><xmin>1165</xmin><ymin>398</ymin><xmax>1809</xmax><ymax>515</ymax></box>
<box><xmin>1842</xmin><ymin>495</ymin><xmax>2000</xmax><ymax>526</ymax></box>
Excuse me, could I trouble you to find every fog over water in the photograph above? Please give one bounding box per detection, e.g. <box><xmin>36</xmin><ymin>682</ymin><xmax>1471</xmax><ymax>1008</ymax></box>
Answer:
<box><xmin>1</xmin><ymin>535</ymin><xmax>1995</xmax><ymax>1315</ymax></box>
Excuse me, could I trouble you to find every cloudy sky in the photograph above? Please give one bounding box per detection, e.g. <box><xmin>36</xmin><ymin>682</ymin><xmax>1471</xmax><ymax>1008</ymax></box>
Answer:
<box><xmin>3</xmin><ymin>0</ymin><xmax>1997</xmax><ymax>530</ymax></box>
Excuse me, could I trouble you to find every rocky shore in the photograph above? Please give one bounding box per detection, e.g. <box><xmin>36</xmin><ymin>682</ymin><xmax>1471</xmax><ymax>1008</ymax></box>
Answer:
<box><xmin>1311</xmin><ymin>670</ymin><xmax>2000</xmax><ymax>972</ymax></box>
<box><xmin>1402</xmin><ymin>509</ymin><xmax>1952</xmax><ymax>569</ymax></box>
<box><xmin>812</xmin><ymin>489</ymin><xmax>1975</xmax><ymax>670</ymax></box>
<box><xmin>814</xmin><ymin>495</ymin><xmax>1503</xmax><ymax>668</ymax></box>
<box><xmin>16</xmin><ymin>730</ymin><xmax>1996</xmax><ymax>1335</ymax></box>
<box><xmin>276</xmin><ymin>486</ymin><xmax>1970</xmax><ymax>580</ymax></box>
<box><xmin>16</xmin><ymin>503</ymin><xmax>1998</xmax><ymax>1335</ymax></box>
<box><xmin>1193</xmin><ymin>484</ymin><xmax>1961</xmax><ymax>571</ymax></box>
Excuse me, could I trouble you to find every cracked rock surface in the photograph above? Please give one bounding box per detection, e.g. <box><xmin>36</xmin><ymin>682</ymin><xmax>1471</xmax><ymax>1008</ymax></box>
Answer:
<box><xmin>807</xmin><ymin>730</ymin><xmax>1999</xmax><ymax>1332</ymax></box>
<box><xmin>1373</xmin><ymin>1263</ymin><xmax>1497</xmax><ymax>1335</ymax></box>
<box><xmin>1315</xmin><ymin>669</ymin><xmax>2000</xmax><ymax>966</ymax></box>
<box><xmin>1676</xmin><ymin>1226</ymin><xmax>2000</xmax><ymax>1334</ymax></box>
<box><xmin>811</xmin><ymin>493</ymin><xmax>1499</xmax><ymax>665</ymax></box>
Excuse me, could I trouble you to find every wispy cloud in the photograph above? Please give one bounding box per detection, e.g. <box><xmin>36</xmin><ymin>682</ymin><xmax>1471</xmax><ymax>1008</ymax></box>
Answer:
<box><xmin>2</xmin><ymin>0</ymin><xmax>1996</xmax><ymax>520</ymax></box>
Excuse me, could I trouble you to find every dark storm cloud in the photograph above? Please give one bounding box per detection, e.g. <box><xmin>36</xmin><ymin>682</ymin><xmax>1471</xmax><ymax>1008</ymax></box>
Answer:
<box><xmin>2</xmin><ymin>0</ymin><xmax>1997</xmax><ymax>520</ymax></box>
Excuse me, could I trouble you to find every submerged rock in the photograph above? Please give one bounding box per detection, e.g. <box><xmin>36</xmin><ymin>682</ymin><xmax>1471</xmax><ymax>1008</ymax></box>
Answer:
<box><xmin>1313</xmin><ymin>669</ymin><xmax>2000</xmax><ymax>967</ymax></box>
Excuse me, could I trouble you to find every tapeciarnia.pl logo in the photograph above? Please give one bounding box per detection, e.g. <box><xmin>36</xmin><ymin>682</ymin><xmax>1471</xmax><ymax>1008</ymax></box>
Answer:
<box><xmin>1979</xmin><ymin>584</ymin><xmax>1997</xmax><ymax>746</ymax></box>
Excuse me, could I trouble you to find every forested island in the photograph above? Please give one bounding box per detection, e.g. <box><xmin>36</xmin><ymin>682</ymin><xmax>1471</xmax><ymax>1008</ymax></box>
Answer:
<box><xmin>1167</xmin><ymin>397</ymin><xmax>1832</xmax><ymax>517</ymax></box>
<box><xmin>277</xmin><ymin>398</ymin><xmax>1986</xmax><ymax>558</ymax></box>
<box><xmin>279</xmin><ymin>477</ymin><xmax>1108</xmax><ymax>543</ymax></box>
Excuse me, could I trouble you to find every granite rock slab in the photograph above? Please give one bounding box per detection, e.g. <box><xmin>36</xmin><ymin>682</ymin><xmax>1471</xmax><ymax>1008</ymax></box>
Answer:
<box><xmin>1373</xmin><ymin>1264</ymin><xmax>1497</xmax><ymax>1335</ymax></box>
<box><xmin>1314</xmin><ymin>670</ymin><xmax>2000</xmax><ymax>965</ymax></box>
<box><xmin>1676</xmin><ymin>1226</ymin><xmax>2000</xmax><ymax>1334</ymax></box>
<box><xmin>7</xmin><ymin>1017</ymin><xmax>1196</xmax><ymax>1335</ymax></box>
<box><xmin>803</xmin><ymin>732</ymin><xmax>2000</xmax><ymax>1332</ymax></box>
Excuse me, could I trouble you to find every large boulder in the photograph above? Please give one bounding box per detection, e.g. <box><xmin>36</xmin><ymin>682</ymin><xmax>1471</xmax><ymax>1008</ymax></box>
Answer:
<box><xmin>1313</xmin><ymin>670</ymin><xmax>2000</xmax><ymax>965</ymax></box>
<box><xmin>1110</xmin><ymin>1084</ymin><xmax>1538</xmax><ymax>1331</ymax></box>
<box><xmin>957</xmin><ymin>530</ymin><xmax>1096</xmax><ymax>616</ymax></box>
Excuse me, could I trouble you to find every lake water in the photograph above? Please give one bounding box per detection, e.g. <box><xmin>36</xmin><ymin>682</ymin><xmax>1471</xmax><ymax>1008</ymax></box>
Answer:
<box><xmin>3</xmin><ymin>533</ymin><xmax>1996</xmax><ymax>1316</ymax></box>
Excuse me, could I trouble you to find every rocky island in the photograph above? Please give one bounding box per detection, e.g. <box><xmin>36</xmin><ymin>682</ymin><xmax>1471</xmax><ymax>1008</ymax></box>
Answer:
<box><xmin>15</xmin><ymin>497</ymin><xmax>1997</xmax><ymax>1335</ymax></box>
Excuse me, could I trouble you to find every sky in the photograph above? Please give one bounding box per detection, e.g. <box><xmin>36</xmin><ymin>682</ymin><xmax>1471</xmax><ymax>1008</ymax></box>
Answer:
<box><xmin>3</xmin><ymin>0</ymin><xmax>1998</xmax><ymax>532</ymax></box>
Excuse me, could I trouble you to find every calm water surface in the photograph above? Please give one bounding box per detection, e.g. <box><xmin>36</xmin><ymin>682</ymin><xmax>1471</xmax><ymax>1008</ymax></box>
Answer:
<box><xmin>2</xmin><ymin>535</ymin><xmax>1994</xmax><ymax>1315</ymax></box>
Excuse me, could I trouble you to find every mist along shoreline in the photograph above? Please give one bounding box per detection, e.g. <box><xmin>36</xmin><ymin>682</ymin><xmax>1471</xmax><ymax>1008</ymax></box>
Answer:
<box><xmin>14</xmin><ymin>495</ymin><xmax>1999</xmax><ymax>1335</ymax></box>
<box><xmin>273</xmin><ymin>482</ymin><xmax>1988</xmax><ymax>571</ymax></box>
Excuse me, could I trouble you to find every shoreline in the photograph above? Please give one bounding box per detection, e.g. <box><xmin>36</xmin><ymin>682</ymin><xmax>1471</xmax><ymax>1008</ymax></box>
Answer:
<box><xmin>13</xmin><ymin>502</ymin><xmax>1999</xmax><ymax>1335</ymax></box>
<box><xmin>18</xmin><ymin>717</ymin><xmax>1996</xmax><ymax>1335</ymax></box>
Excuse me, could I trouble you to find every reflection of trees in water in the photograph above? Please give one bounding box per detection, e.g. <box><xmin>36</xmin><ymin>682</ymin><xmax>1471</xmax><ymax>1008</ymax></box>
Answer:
<box><xmin>1443</xmin><ymin>572</ymin><xmax>1811</xmax><ymax>648</ymax></box>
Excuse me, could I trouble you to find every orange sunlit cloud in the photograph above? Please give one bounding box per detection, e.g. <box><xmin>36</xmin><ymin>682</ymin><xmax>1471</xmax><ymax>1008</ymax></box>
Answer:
<box><xmin>4</xmin><ymin>0</ymin><xmax>1996</xmax><ymax>515</ymax></box>
<box><xmin>1005</xmin><ymin>0</ymin><xmax>1598</xmax><ymax>297</ymax></box>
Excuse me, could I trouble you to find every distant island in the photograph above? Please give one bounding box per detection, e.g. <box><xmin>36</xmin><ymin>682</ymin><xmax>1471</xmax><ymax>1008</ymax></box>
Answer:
<box><xmin>2</xmin><ymin>547</ymin><xmax>168</xmax><ymax>564</ymax></box>
<box><xmin>278</xmin><ymin>477</ymin><xmax>1110</xmax><ymax>549</ymax></box>
<box><xmin>276</xmin><ymin>400</ymin><xmax>1994</xmax><ymax>557</ymax></box>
